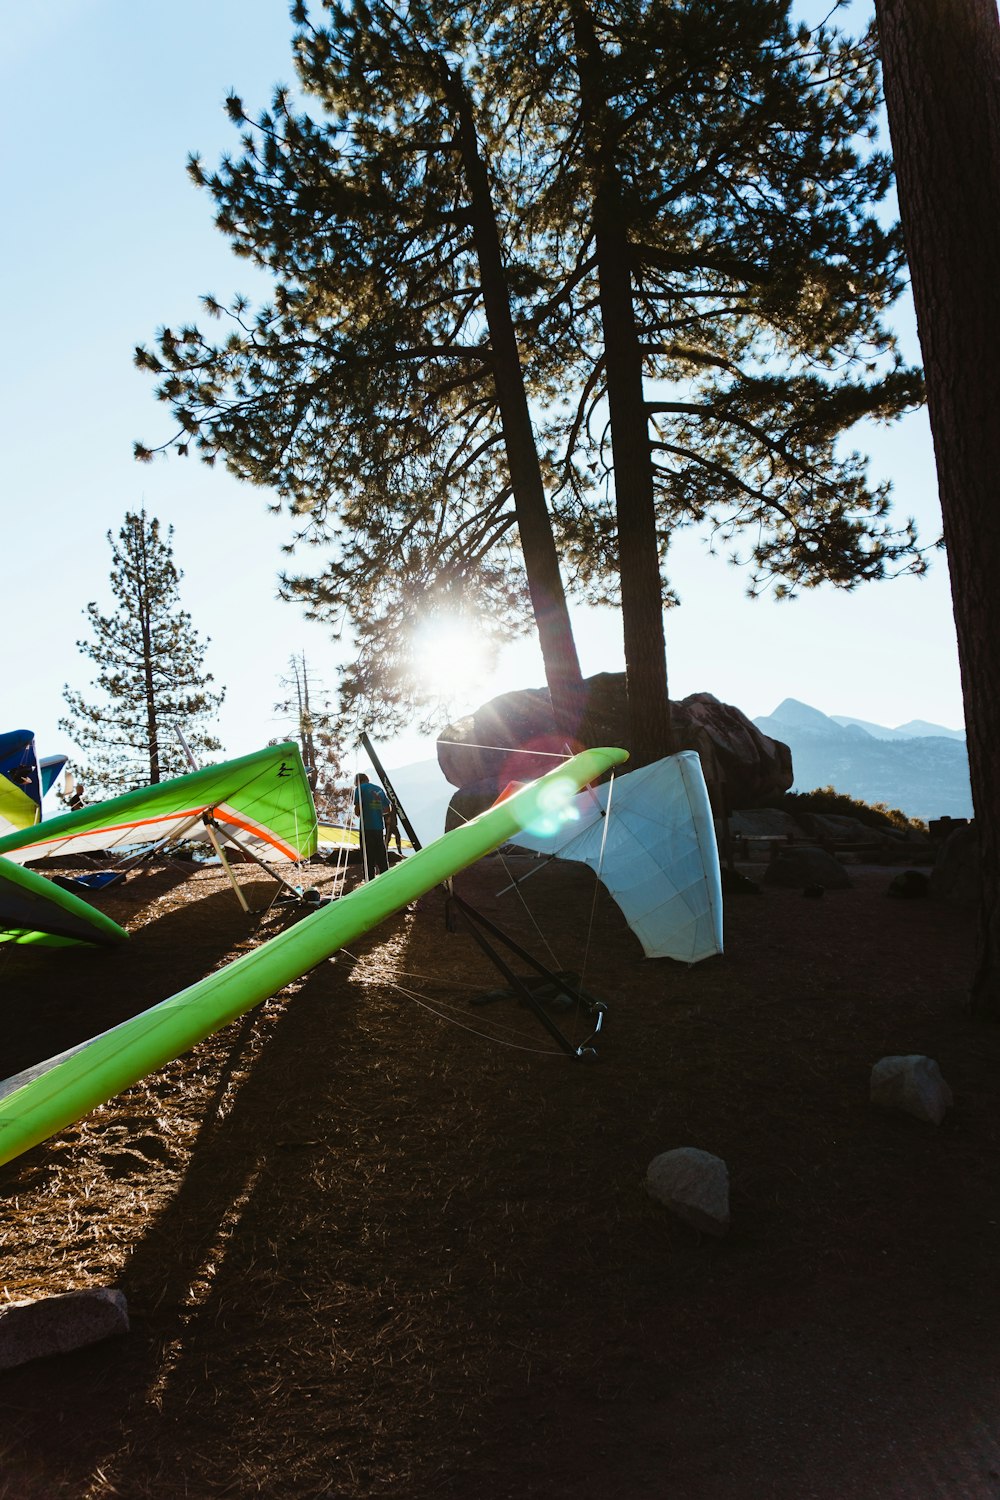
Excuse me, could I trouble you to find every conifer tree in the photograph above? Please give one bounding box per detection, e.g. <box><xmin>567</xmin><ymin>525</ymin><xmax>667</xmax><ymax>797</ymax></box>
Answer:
<box><xmin>274</xmin><ymin>651</ymin><xmax>344</xmax><ymax>804</ymax></box>
<box><xmin>491</xmin><ymin>0</ymin><xmax>925</xmax><ymax>759</ymax></box>
<box><xmin>137</xmin><ymin>2</ymin><xmax>588</xmax><ymax>742</ymax></box>
<box><xmin>136</xmin><ymin>1</ymin><xmax>924</xmax><ymax>764</ymax></box>
<box><xmin>60</xmin><ymin>511</ymin><xmax>224</xmax><ymax>795</ymax></box>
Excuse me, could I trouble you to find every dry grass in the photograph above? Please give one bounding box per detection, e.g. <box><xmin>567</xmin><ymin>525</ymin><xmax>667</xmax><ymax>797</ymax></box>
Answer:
<box><xmin>0</xmin><ymin>852</ymin><xmax>998</xmax><ymax>1498</ymax></box>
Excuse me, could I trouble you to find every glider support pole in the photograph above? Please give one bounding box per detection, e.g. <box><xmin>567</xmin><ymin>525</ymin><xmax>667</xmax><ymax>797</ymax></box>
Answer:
<box><xmin>202</xmin><ymin>817</ymin><xmax>251</xmax><ymax>913</ymax></box>
<box><xmin>209</xmin><ymin>820</ymin><xmax>308</xmax><ymax>903</ymax></box>
<box><xmin>448</xmin><ymin>892</ymin><xmax>605</xmax><ymax>1059</ymax></box>
<box><xmin>362</xmin><ymin>731</ymin><xmax>605</xmax><ymax>1057</ymax></box>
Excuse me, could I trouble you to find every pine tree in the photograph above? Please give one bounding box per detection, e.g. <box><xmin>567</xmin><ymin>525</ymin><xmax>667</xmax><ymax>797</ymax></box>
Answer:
<box><xmin>273</xmin><ymin>651</ymin><xmax>344</xmax><ymax>805</ymax></box>
<box><xmin>137</xmin><ymin>3</ymin><xmax>587</xmax><ymax>742</ymax></box>
<box><xmin>136</xmin><ymin>2</ymin><xmax>924</xmax><ymax>763</ymax></box>
<box><xmin>490</xmin><ymin>0</ymin><xmax>926</xmax><ymax>760</ymax></box>
<box><xmin>60</xmin><ymin>511</ymin><xmax>225</xmax><ymax>795</ymax></box>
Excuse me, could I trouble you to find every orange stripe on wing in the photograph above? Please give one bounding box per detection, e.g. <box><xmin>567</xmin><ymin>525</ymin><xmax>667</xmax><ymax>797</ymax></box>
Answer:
<box><xmin>11</xmin><ymin>807</ymin><xmax>213</xmax><ymax>854</ymax></box>
<box><xmin>213</xmin><ymin>805</ymin><xmax>309</xmax><ymax>861</ymax></box>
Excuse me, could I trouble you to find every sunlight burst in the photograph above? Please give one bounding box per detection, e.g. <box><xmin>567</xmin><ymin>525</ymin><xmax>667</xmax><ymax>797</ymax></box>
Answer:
<box><xmin>412</xmin><ymin>614</ymin><xmax>493</xmax><ymax>701</ymax></box>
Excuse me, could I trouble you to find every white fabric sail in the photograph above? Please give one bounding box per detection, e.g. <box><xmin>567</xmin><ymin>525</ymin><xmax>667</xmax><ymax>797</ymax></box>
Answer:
<box><xmin>509</xmin><ymin>751</ymin><xmax>723</xmax><ymax>963</ymax></box>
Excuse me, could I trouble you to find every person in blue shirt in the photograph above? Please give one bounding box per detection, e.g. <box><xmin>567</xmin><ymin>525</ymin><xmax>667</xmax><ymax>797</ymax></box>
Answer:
<box><xmin>353</xmin><ymin>772</ymin><xmax>391</xmax><ymax>879</ymax></box>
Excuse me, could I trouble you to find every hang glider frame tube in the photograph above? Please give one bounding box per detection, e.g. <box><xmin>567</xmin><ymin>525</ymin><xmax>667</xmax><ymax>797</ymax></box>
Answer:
<box><xmin>363</xmin><ymin>732</ymin><xmax>607</xmax><ymax>1055</ymax></box>
<box><xmin>202</xmin><ymin>811</ymin><xmax>313</xmax><ymax>913</ymax></box>
<box><xmin>447</xmin><ymin>891</ymin><xmax>606</xmax><ymax>1058</ymax></box>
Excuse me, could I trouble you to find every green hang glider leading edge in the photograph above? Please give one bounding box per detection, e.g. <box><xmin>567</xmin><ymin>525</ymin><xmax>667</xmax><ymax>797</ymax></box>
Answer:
<box><xmin>0</xmin><ymin>855</ymin><xmax>129</xmax><ymax>948</ymax></box>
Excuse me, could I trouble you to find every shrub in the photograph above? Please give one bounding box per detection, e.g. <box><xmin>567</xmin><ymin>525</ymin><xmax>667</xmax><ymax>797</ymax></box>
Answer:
<box><xmin>776</xmin><ymin>786</ymin><xmax>927</xmax><ymax>835</ymax></box>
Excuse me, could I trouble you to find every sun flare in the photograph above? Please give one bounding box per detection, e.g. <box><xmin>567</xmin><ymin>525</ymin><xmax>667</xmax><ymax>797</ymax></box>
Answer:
<box><xmin>412</xmin><ymin>615</ymin><xmax>492</xmax><ymax>700</ymax></box>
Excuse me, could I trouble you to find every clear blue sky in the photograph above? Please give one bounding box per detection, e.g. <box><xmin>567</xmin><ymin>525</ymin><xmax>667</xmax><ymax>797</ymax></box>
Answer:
<box><xmin>1</xmin><ymin>1</ymin><xmax>966</xmax><ymax>786</ymax></box>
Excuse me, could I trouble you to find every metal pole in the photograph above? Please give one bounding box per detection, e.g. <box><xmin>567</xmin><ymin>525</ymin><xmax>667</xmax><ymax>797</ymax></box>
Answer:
<box><xmin>207</xmin><ymin>817</ymin><xmax>309</xmax><ymax>902</ymax></box>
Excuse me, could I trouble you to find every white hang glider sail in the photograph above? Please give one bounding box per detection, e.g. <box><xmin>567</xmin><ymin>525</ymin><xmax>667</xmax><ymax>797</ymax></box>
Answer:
<box><xmin>509</xmin><ymin>751</ymin><xmax>723</xmax><ymax>964</ymax></box>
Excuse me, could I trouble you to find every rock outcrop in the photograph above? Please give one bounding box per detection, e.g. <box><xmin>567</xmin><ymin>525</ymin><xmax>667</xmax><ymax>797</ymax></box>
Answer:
<box><xmin>437</xmin><ymin>674</ymin><xmax>792</xmax><ymax>816</ymax></box>
<box><xmin>762</xmin><ymin>845</ymin><xmax>853</xmax><ymax>890</ymax></box>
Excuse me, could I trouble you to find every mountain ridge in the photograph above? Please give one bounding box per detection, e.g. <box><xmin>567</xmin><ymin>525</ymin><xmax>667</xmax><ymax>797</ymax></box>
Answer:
<box><xmin>755</xmin><ymin>699</ymin><xmax>972</xmax><ymax>820</ymax></box>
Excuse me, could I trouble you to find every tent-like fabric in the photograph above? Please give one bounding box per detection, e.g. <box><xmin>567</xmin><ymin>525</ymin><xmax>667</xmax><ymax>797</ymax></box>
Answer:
<box><xmin>39</xmin><ymin>754</ymin><xmax>69</xmax><ymax>799</ymax></box>
<box><xmin>0</xmin><ymin>854</ymin><xmax>129</xmax><ymax>947</ymax></box>
<box><xmin>509</xmin><ymin>751</ymin><xmax>723</xmax><ymax>964</ymax></box>
<box><xmin>0</xmin><ymin>730</ymin><xmax>42</xmax><ymax>837</ymax></box>
<box><xmin>0</xmin><ymin>731</ymin><xmax>70</xmax><ymax>838</ymax></box>
<box><xmin>0</xmin><ymin>743</ymin><xmax>318</xmax><ymax>867</ymax></box>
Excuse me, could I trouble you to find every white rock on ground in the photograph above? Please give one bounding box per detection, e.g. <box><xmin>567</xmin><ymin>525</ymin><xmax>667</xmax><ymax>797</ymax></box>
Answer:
<box><xmin>0</xmin><ymin>1288</ymin><xmax>129</xmax><ymax>1371</ymax></box>
<box><xmin>645</xmin><ymin>1147</ymin><xmax>731</xmax><ymax>1237</ymax></box>
<box><xmin>870</xmin><ymin>1054</ymin><xmax>953</xmax><ymax>1125</ymax></box>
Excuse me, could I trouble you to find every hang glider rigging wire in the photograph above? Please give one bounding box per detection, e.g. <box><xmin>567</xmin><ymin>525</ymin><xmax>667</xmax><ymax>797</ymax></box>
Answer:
<box><xmin>414</xmin><ymin>754</ymin><xmax>620</xmax><ymax>1052</ymax></box>
<box><xmin>339</xmin><ymin>948</ymin><xmax>566</xmax><ymax>1056</ymax></box>
<box><xmin>341</xmin><ymin>733</ymin><xmax>620</xmax><ymax>1055</ymax></box>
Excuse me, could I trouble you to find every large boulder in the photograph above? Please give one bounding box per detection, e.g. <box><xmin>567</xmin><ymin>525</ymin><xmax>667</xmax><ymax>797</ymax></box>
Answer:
<box><xmin>763</xmin><ymin>845</ymin><xmax>853</xmax><ymax>889</ymax></box>
<box><xmin>437</xmin><ymin>674</ymin><xmax>792</xmax><ymax>813</ymax></box>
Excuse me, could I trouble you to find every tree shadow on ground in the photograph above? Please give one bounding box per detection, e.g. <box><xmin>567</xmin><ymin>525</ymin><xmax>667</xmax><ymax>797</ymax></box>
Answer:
<box><xmin>2</xmin><ymin>865</ymin><xmax>1000</xmax><ymax>1498</ymax></box>
<box><xmin>0</xmin><ymin>888</ymin><xmax>420</xmax><ymax>1498</ymax></box>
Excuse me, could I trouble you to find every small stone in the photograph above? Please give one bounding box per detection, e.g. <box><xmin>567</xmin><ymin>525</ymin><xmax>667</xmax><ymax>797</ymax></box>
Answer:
<box><xmin>0</xmin><ymin>1288</ymin><xmax>129</xmax><ymax>1371</ymax></box>
<box><xmin>887</xmin><ymin>870</ymin><xmax>930</xmax><ymax>899</ymax></box>
<box><xmin>646</xmin><ymin>1147</ymin><xmax>730</xmax><ymax>1237</ymax></box>
<box><xmin>870</xmin><ymin>1055</ymin><xmax>953</xmax><ymax>1125</ymax></box>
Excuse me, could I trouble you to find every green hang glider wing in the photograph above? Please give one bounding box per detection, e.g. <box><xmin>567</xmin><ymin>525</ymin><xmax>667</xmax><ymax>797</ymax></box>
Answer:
<box><xmin>0</xmin><ymin>743</ymin><xmax>318</xmax><ymax>867</ymax></box>
<box><xmin>0</xmin><ymin>854</ymin><xmax>128</xmax><ymax>948</ymax></box>
<box><xmin>0</xmin><ymin>746</ymin><xmax>627</xmax><ymax>1167</ymax></box>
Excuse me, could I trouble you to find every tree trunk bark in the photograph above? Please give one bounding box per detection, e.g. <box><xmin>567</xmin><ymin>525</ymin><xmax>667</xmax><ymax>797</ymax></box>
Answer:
<box><xmin>592</xmin><ymin>200</ymin><xmax>675</xmax><ymax>765</ymax></box>
<box><xmin>875</xmin><ymin>0</ymin><xmax>1000</xmax><ymax>1014</ymax></box>
<box><xmin>134</xmin><ymin>517</ymin><xmax>161</xmax><ymax>785</ymax></box>
<box><xmin>572</xmin><ymin>2</ymin><xmax>675</xmax><ymax>767</ymax></box>
<box><xmin>449</xmin><ymin>77</ymin><xmax>588</xmax><ymax>745</ymax></box>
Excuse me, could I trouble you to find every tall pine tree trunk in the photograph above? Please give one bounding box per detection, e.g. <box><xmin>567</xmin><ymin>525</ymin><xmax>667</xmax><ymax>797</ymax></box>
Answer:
<box><xmin>133</xmin><ymin>516</ymin><xmax>161</xmax><ymax>785</ymax></box>
<box><xmin>875</xmin><ymin>0</ymin><xmax>1000</xmax><ymax>1014</ymax></box>
<box><xmin>592</xmin><ymin>198</ymin><xmax>675</xmax><ymax>765</ymax></box>
<box><xmin>572</xmin><ymin>2</ymin><xmax>675</xmax><ymax>767</ymax></box>
<box><xmin>448</xmin><ymin>74</ymin><xmax>587</xmax><ymax>743</ymax></box>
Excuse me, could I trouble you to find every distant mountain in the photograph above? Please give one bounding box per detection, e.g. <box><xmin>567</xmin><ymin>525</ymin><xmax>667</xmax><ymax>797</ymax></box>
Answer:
<box><xmin>755</xmin><ymin>699</ymin><xmax>972</xmax><ymax>821</ymax></box>
<box><xmin>831</xmin><ymin>713</ymin><xmax>966</xmax><ymax>741</ymax></box>
<box><xmin>894</xmin><ymin>718</ymin><xmax>967</xmax><ymax>741</ymax></box>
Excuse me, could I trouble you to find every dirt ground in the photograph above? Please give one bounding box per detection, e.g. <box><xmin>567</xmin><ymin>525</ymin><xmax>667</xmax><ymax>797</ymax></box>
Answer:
<box><xmin>1</xmin><ymin>847</ymin><xmax>999</xmax><ymax>1500</ymax></box>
